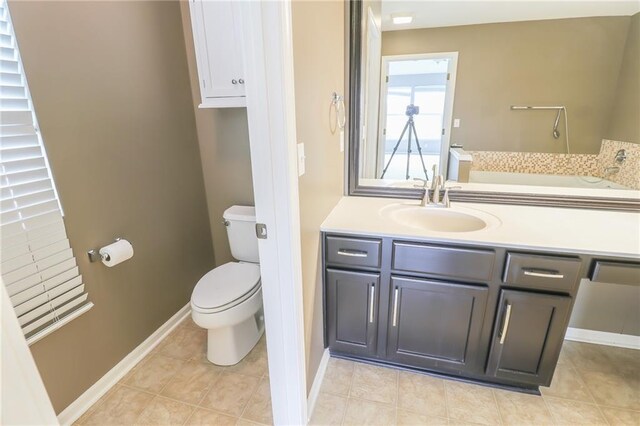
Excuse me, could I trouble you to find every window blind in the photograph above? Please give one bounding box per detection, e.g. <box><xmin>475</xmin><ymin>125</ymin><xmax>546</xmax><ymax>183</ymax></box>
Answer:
<box><xmin>0</xmin><ymin>0</ymin><xmax>92</xmax><ymax>345</ymax></box>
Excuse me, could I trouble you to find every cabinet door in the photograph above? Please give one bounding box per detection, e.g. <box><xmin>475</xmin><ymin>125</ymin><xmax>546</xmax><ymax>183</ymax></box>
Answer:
<box><xmin>387</xmin><ymin>276</ymin><xmax>488</xmax><ymax>373</ymax></box>
<box><xmin>190</xmin><ymin>0</ymin><xmax>245</xmax><ymax>101</ymax></box>
<box><xmin>326</xmin><ymin>269</ymin><xmax>379</xmax><ymax>356</ymax></box>
<box><xmin>486</xmin><ymin>290</ymin><xmax>571</xmax><ymax>386</ymax></box>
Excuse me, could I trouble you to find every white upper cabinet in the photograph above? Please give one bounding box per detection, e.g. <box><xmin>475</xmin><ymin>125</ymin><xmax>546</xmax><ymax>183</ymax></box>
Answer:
<box><xmin>189</xmin><ymin>0</ymin><xmax>246</xmax><ymax>108</ymax></box>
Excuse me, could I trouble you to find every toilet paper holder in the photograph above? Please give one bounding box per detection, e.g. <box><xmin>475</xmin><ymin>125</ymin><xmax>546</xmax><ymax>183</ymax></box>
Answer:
<box><xmin>87</xmin><ymin>238</ymin><xmax>122</xmax><ymax>263</ymax></box>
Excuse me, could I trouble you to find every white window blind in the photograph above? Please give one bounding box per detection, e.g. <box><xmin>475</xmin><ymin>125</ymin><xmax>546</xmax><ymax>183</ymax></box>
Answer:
<box><xmin>0</xmin><ymin>0</ymin><xmax>92</xmax><ymax>345</ymax></box>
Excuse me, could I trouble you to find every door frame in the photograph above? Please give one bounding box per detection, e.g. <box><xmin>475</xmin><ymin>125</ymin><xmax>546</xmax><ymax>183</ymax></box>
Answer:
<box><xmin>1</xmin><ymin>283</ymin><xmax>59</xmax><ymax>425</ymax></box>
<box><xmin>238</xmin><ymin>1</ymin><xmax>308</xmax><ymax>424</ymax></box>
<box><xmin>361</xmin><ymin>5</ymin><xmax>382</xmax><ymax>179</ymax></box>
<box><xmin>377</xmin><ymin>52</ymin><xmax>459</xmax><ymax>178</ymax></box>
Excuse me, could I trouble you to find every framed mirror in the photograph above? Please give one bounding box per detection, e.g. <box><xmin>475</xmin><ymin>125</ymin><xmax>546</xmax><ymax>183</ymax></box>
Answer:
<box><xmin>347</xmin><ymin>0</ymin><xmax>640</xmax><ymax>210</ymax></box>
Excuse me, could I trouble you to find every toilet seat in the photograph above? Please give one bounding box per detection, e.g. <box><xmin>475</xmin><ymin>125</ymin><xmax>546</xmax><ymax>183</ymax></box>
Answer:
<box><xmin>191</xmin><ymin>262</ymin><xmax>261</xmax><ymax>313</ymax></box>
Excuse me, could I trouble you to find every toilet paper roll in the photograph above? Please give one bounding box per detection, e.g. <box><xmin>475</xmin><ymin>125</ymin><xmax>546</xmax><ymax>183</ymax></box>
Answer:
<box><xmin>99</xmin><ymin>239</ymin><xmax>134</xmax><ymax>267</ymax></box>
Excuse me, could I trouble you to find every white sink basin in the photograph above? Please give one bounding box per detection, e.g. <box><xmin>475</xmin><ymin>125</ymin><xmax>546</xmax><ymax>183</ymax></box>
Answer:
<box><xmin>379</xmin><ymin>203</ymin><xmax>501</xmax><ymax>233</ymax></box>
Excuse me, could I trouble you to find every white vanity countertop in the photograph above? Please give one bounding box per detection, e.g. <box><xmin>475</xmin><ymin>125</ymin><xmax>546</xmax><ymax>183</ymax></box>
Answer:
<box><xmin>320</xmin><ymin>196</ymin><xmax>640</xmax><ymax>259</ymax></box>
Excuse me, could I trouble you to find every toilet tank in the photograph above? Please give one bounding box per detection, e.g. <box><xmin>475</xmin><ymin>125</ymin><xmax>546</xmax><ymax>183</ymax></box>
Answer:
<box><xmin>223</xmin><ymin>205</ymin><xmax>259</xmax><ymax>263</ymax></box>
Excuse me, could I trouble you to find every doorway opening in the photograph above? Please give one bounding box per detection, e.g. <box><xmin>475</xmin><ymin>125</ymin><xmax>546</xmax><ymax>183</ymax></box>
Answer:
<box><xmin>377</xmin><ymin>52</ymin><xmax>458</xmax><ymax>180</ymax></box>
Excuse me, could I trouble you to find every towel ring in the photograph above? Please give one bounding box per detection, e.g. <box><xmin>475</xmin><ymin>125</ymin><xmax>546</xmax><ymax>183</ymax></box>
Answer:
<box><xmin>330</xmin><ymin>92</ymin><xmax>346</xmax><ymax>134</ymax></box>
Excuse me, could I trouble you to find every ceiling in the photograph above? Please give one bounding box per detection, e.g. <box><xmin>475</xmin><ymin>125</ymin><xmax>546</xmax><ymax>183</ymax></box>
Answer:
<box><xmin>380</xmin><ymin>0</ymin><xmax>640</xmax><ymax>31</ymax></box>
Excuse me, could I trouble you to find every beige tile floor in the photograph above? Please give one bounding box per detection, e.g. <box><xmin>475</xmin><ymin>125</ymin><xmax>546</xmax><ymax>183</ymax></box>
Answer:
<box><xmin>75</xmin><ymin>317</ymin><xmax>272</xmax><ymax>426</ymax></box>
<box><xmin>75</xmin><ymin>318</ymin><xmax>639</xmax><ymax>426</ymax></box>
<box><xmin>312</xmin><ymin>341</ymin><xmax>640</xmax><ymax>426</ymax></box>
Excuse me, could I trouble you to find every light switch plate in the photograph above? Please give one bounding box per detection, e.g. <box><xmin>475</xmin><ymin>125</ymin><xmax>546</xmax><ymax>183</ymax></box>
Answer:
<box><xmin>297</xmin><ymin>143</ymin><xmax>305</xmax><ymax>176</ymax></box>
<box><xmin>453</xmin><ymin>118</ymin><xmax>461</xmax><ymax>128</ymax></box>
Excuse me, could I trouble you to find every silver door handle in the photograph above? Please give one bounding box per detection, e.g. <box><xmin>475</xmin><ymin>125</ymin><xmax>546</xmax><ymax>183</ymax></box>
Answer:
<box><xmin>369</xmin><ymin>284</ymin><xmax>375</xmax><ymax>323</ymax></box>
<box><xmin>499</xmin><ymin>304</ymin><xmax>512</xmax><ymax>345</ymax></box>
<box><xmin>523</xmin><ymin>269</ymin><xmax>564</xmax><ymax>279</ymax></box>
<box><xmin>336</xmin><ymin>249</ymin><xmax>368</xmax><ymax>258</ymax></box>
<box><xmin>392</xmin><ymin>288</ymin><xmax>399</xmax><ymax>327</ymax></box>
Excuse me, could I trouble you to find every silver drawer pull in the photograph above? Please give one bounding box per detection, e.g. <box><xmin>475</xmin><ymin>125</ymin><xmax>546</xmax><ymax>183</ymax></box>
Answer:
<box><xmin>392</xmin><ymin>288</ymin><xmax>399</xmax><ymax>327</ymax></box>
<box><xmin>523</xmin><ymin>269</ymin><xmax>564</xmax><ymax>279</ymax></box>
<box><xmin>499</xmin><ymin>304</ymin><xmax>512</xmax><ymax>345</ymax></box>
<box><xmin>369</xmin><ymin>284</ymin><xmax>375</xmax><ymax>323</ymax></box>
<box><xmin>337</xmin><ymin>249</ymin><xmax>368</xmax><ymax>258</ymax></box>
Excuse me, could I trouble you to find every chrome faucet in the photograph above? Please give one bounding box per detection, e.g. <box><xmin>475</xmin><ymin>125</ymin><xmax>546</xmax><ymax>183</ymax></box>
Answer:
<box><xmin>431</xmin><ymin>174</ymin><xmax>444</xmax><ymax>205</ymax></box>
<box><xmin>416</xmin><ymin>172</ymin><xmax>463</xmax><ymax>207</ymax></box>
<box><xmin>426</xmin><ymin>174</ymin><xmax>462</xmax><ymax>207</ymax></box>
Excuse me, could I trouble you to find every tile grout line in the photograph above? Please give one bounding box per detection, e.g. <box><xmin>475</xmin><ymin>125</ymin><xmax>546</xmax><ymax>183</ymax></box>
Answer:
<box><xmin>74</xmin><ymin>384</ymin><xmax>121</xmax><ymax>425</ymax></box>
<box><xmin>193</xmin><ymin>369</ymin><xmax>224</xmax><ymax>409</ymax></box>
<box><xmin>340</xmin><ymin>362</ymin><xmax>356</xmax><ymax>426</ymax></box>
<box><xmin>490</xmin><ymin>388</ymin><xmax>505</xmax><ymax>425</ymax></box>
<box><xmin>235</xmin><ymin>372</ymin><xmax>264</xmax><ymax>423</ymax></box>
<box><xmin>569</xmin><ymin>366</ymin><xmax>612</xmax><ymax>425</ymax></box>
<box><xmin>132</xmin><ymin>394</ymin><xmax>162</xmax><ymax>425</ymax></box>
<box><xmin>236</xmin><ymin>344</ymin><xmax>270</xmax><ymax>424</ymax></box>
<box><xmin>391</xmin><ymin>369</ymin><xmax>399</xmax><ymax>425</ymax></box>
<box><xmin>539</xmin><ymin>393</ymin><xmax>562</xmax><ymax>426</ymax></box>
<box><xmin>442</xmin><ymin>380</ymin><xmax>450</xmax><ymax>420</ymax></box>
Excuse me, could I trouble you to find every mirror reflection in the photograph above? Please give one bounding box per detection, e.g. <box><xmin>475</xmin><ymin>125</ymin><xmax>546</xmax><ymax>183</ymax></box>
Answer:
<box><xmin>358</xmin><ymin>1</ymin><xmax>640</xmax><ymax>193</ymax></box>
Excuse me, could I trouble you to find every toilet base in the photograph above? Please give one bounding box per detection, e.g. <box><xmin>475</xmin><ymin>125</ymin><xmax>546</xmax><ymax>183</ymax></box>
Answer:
<box><xmin>206</xmin><ymin>307</ymin><xmax>265</xmax><ymax>365</ymax></box>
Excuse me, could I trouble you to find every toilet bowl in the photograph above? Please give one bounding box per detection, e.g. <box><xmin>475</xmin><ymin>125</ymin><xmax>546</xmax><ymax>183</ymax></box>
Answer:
<box><xmin>190</xmin><ymin>206</ymin><xmax>264</xmax><ymax>366</ymax></box>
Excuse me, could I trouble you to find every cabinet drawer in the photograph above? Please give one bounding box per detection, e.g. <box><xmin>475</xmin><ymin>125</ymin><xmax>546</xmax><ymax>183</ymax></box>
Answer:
<box><xmin>591</xmin><ymin>261</ymin><xmax>640</xmax><ymax>286</ymax></box>
<box><xmin>503</xmin><ymin>253</ymin><xmax>581</xmax><ymax>292</ymax></box>
<box><xmin>326</xmin><ymin>236</ymin><xmax>382</xmax><ymax>269</ymax></box>
<box><xmin>392</xmin><ymin>242</ymin><xmax>495</xmax><ymax>282</ymax></box>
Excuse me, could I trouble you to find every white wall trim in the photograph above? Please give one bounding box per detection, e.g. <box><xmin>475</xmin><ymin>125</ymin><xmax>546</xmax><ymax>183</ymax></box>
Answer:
<box><xmin>1</xmin><ymin>283</ymin><xmax>58</xmax><ymax>425</ymax></box>
<box><xmin>307</xmin><ymin>349</ymin><xmax>331</xmax><ymax>422</ymax></box>
<box><xmin>239</xmin><ymin>1</ymin><xmax>308</xmax><ymax>424</ymax></box>
<box><xmin>57</xmin><ymin>304</ymin><xmax>191</xmax><ymax>426</ymax></box>
<box><xmin>565</xmin><ymin>327</ymin><xmax>640</xmax><ymax>350</ymax></box>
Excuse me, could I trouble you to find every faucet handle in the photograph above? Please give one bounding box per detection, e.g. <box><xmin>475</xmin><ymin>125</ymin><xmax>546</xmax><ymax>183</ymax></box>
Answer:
<box><xmin>443</xmin><ymin>185</ymin><xmax>463</xmax><ymax>207</ymax></box>
<box><xmin>413</xmin><ymin>177</ymin><xmax>428</xmax><ymax>188</ymax></box>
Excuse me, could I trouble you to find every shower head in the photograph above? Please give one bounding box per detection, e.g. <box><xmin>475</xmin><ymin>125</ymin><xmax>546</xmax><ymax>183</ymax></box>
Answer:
<box><xmin>510</xmin><ymin>105</ymin><xmax>570</xmax><ymax>153</ymax></box>
<box><xmin>552</xmin><ymin>108</ymin><xmax>563</xmax><ymax>139</ymax></box>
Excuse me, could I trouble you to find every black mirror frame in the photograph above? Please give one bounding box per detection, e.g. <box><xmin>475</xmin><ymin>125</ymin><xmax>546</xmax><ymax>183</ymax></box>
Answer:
<box><xmin>346</xmin><ymin>0</ymin><xmax>639</xmax><ymax>211</ymax></box>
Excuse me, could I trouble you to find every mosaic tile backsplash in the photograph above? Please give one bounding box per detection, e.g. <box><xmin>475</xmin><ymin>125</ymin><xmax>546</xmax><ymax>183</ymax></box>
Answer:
<box><xmin>468</xmin><ymin>139</ymin><xmax>640</xmax><ymax>189</ymax></box>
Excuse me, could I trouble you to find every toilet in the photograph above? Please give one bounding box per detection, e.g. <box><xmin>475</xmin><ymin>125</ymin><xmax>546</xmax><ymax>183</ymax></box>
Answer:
<box><xmin>191</xmin><ymin>205</ymin><xmax>264</xmax><ymax>366</ymax></box>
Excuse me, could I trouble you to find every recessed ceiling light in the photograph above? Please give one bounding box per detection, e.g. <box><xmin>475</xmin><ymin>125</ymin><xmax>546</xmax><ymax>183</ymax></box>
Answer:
<box><xmin>392</xmin><ymin>15</ymin><xmax>413</xmax><ymax>25</ymax></box>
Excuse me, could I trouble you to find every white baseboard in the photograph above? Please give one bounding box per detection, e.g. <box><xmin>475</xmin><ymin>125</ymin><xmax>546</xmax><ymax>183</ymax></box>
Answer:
<box><xmin>57</xmin><ymin>304</ymin><xmax>191</xmax><ymax>425</ymax></box>
<box><xmin>307</xmin><ymin>349</ymin><xmax>330</xmax><ymax>423</ymax></box>
<box><xmin>565</xmin><ymin>327</ymin><xmax>640</xmax><ymax>350</ymax></box>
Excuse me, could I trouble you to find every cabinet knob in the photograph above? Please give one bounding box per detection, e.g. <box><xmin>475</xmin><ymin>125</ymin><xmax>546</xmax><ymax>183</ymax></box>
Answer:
<box><xmin>232</xmin><ymin>79</ymin><xmax>238</xmax><ymax>85</ymax></box>
<box><xmin>239</xmin><ymin>79</ymin><xmax>245</xmax><ymax>84</ymax></box>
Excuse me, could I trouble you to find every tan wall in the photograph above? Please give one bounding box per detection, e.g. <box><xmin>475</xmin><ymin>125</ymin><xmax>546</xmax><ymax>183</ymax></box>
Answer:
<box><xmin>291</xmin><ymin>0</ymin><xmax>345</xmax><ymax>391</ymax></box>
<box><xmin>179</xmin><ymin>2</ymin><xmax>255</xmax><ymax>266</ymax></box>
<box><xmin>607</xmin><ymin>13</ymin><xmax>640</xmax><ymax>145</ymax></box>
<box><xmin>9</xmin><ymin>1</ymin><xmax>214</xmax><ymax>413</ymax></box>
<box><xmin>382</xmin><ymin>16</ymin><xmax>631</xmax><ymax>154</ymax></box>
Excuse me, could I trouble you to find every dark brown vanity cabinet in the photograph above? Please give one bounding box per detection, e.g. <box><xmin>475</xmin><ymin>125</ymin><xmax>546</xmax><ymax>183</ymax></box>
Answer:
<box><xmin>325</xmin><ymin>269</ymin><xmax>379</xmax><ymax>357</ymax></box>
<box><xmin>322</xmin><ymin>233</ymin><xmax>601</xmax><ymax>390</ymax></box>
<box><xmin>386</xmin><ymin>276</ymin><xmax>488</xmax><ymax>373</ymax></box>
<box><xmin>486</xmin><ymin>290</ymin><xmax>571</xmax><ymax>386</ymax></box>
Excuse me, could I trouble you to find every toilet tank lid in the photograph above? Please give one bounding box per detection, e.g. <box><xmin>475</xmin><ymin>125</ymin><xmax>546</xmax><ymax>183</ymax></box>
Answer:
<box><xmin>223</xmin><ymin>205</ymin><xmax>256</xmax><ymax>222</ymax></box>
